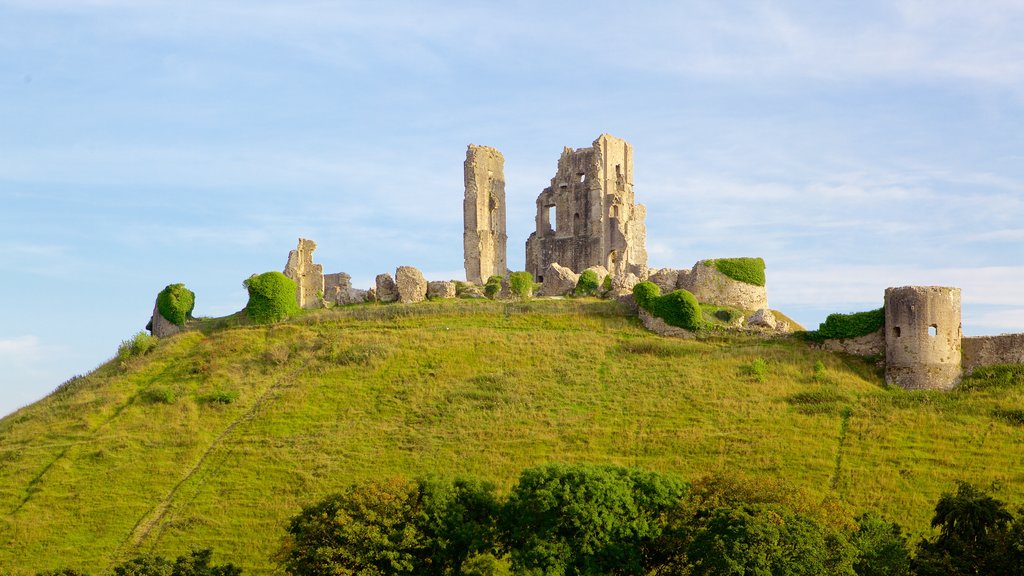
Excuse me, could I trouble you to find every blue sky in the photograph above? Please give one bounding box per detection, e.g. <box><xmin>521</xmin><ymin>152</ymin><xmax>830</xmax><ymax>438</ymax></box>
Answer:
<box><xmin>2</xmin><ymin>1</ymin><xmax>1023</xmax><ymax>416</ymax></box>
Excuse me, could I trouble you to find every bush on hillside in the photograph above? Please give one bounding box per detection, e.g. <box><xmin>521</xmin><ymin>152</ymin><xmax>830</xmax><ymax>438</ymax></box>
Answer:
<box><xmin>484</xmin><ymin>275</ymin><xmax>503</xmax><ymax>300</ymax></box>
<box><xmin>508</xmin><ymin>272</ymin><xmax>534</xmax><ymax>300</ymax></box>
<box><xmin>117</xmin><ymin>331</ymin><xmax>157</xmax><ymax>361</ymax></box>
<box><xmin>601</xmin><ymin>273</ymin><xmax>613</xmax><ymax>293</ymax></box>
<box><xmin>804</xmin><ymin>308</ymin><xmax>884</xmax><ymax>341</ymax></box>
<box><xmin>156</xmin><ymin>283</ymin><xmax>196</xmax><ymax>326</ymax></box>
<box><xmin>708</xmin><ymin>257</ymin><xmax>766</xmax><ymax>287</ymax></box>
<box><xmin>243</xmin><ymin>272</ymin><xmax>300</xmax><ymax>324</ymax></box>
<box><xmin>574</xmin><ymin>270</ymin><xmax>600</xmax><ymax>297</ymax></box>
<box><xmin>651</xmin><ymin>289</ymin><xmax>703</xmax><ymax>331</ymax></box>
<box><xmin>632</xmin><ymin>281</ymin><xmax>661</xmax><ymax>309</ymax></box>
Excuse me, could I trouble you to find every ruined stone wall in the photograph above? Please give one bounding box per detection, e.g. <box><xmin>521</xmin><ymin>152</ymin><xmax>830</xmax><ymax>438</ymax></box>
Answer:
<box><xmin>817</xmin><ymin>329</ymin><xmax>886</xmax><ymax>357</ymax></box>
<box><xmin>464</xmin><ymin>145</ymin><xmax>507</xmax><ymax>285</ymax></box>
<box><xmin>884</xmin><ymin>286</ymin><xmax>962</xmax><ymax>390</ymax></box>
<box><xmin>525</xmin><ymin>134</ymin><xmax>646</xmax><ymax>281</ymax></box>
<box><xmin>283</xmin><ymin>238</ymin><xmax>324</xmax><ymax>309</ymax></box>
<box><xmin>963</xmin><ymin>333</ymin><xmax>1024</xmax><ymax>371</ymax></box>
<box><xmin>677</xmin><ymin>261</ymin><xmax>768</xmax><ymax>310</ymax></box>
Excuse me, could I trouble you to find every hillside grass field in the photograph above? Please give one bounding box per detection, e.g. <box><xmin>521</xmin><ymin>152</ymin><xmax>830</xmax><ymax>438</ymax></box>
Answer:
<box><xmin>0</xmin><ymin>298</ymin><xmax>1022</xmax><ymax>574</ymax></box>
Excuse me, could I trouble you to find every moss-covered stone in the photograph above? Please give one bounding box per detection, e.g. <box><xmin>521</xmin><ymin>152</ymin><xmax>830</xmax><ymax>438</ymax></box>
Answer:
<box><xmin>156</xmin><ymin>283</ymin><xmax>195</xmax><ymax>326</ymax></box>
<box><xmin>244</xmin><ymin>272</ymin><xmax>300</xmax><ymax>324</ymax></box>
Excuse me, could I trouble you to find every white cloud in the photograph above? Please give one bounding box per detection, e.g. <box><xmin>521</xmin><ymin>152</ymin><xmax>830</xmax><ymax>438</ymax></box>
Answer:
<box><xmin>0</xmin><ymin>335</ymin><xmax>42</xmax><ymax>356</ymax></box>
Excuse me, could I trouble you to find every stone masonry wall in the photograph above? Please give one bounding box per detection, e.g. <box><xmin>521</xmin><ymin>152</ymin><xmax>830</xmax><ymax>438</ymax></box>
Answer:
<box><xmin>464</xmin><ymin>145</ymin><xmax>507</xmax><ymax>285</ymax></box>
<box><xmin>963</xmin><ymin>334</ymin><xmax>1024</xmax><ymax>371</ymax></box>
<box><xmin>525</xmin><ymin>134</ymin><xmax>646</xmax><ymax>281</ymax></box>
<box><xmin>283</xmin><ymin>238</ymin><xmax>324</xmax><ymax>309</ymax></box>
<box><xmin>677</xmin><ymin>260</ymin><xmax>768</xmax><ymax>310</ymax></box>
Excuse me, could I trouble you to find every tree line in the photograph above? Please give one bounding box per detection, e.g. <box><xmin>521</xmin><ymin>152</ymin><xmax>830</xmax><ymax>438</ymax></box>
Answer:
<box><xmin>39</xmin><ymin>463</ymin><xmax>1024</xmax><ymax>575</ymax></box>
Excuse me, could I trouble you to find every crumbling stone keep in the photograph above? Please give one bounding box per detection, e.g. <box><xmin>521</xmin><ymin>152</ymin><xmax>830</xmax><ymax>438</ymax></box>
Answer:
<box><xmin>525</xmin><ymin>134</ymin><xmax>647</xmax><ymax>281</ymax></box>
<box><xmin>283</xmin><ymin>238</ymin><xmax>324</xmax><ymax>309</ymax></box>
<box><xmin>884</xmin><ymin>286</ymin><xmax>962</xmax><ymax>390</ymax></box>
<box><xmin>464</xmin><ymin>145</ymin><xmax>508</xmax><ymax>285</ymax></box>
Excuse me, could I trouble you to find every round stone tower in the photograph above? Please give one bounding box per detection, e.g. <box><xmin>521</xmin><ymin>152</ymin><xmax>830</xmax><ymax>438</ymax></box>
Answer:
<box><xmin>884</xmin><ymin>286</ymin><xmax>962</xmax><ymax>390</ymax></box>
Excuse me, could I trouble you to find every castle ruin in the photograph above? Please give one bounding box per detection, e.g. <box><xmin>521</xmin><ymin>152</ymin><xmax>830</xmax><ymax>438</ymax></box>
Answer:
<box><xmin>463</xmin><ymin>145</ymin><xmax>508</xmax><ymax>285</ymax></box>
<box><xmin>525</xmin><ymin>134</ymin><xmax>647</xmax><ymax>281</ymax></box>
<box><xmin>283</xmin><ymin>238</ymin><xmax>324</xmax><ymax>309</ymax></box>
<box><xmin>884</xmin><ymin>286</ymin><xmax>962</xmax><ymax>390</ymax></box>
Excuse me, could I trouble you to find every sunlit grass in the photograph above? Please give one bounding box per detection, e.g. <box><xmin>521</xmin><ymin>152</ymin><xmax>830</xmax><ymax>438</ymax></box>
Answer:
<box><xmin>0</xmin><ymin>298</ymin><xmax>1021</xmax><ymax>574</ymax></box>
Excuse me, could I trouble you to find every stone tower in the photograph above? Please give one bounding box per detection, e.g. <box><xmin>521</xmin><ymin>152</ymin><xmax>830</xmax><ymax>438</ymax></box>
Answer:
<box><xmin>884</xmin><ymin>286</ymin><xmax>962</xmax><ymax>390</ymax></box>
<box><xmin>283</xmin><ymin>238</ymin><xmax>324</xmax><ymax>309</ymax></box>
<box><xmin>525</xmin><ymin>134</ymin><xmax>647</xmax><ymax>281</ymax></box>
<box><xmin>463</xmin><ymin>145</ymin><xmax>507</xmax><ymax>285</ymax></box>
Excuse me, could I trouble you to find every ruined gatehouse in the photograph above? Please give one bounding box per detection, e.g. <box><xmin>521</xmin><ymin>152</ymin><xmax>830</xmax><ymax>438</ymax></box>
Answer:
<box><xmin>525</xmin><ymin>134</ymin><xmax>647</xmax><ymax>281</ymax></box>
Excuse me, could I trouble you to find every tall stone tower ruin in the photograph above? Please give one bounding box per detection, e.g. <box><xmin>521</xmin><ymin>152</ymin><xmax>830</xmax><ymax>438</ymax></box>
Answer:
<box><xmin>884</xmin><ymin>286</ymin><xmax>962</xmax><ymax>390</ymax></box>
<box><xmin>525</xmin><ymin>134</ymin><xmax>647</xmax><ymax>281</ymax></box>
<box><xmin>463</xmin><ymin>145</ymin><xmax>507</xmax><ymax>285</ymax></box>
<box><xmin>283</xmin><ymin>238</ymin><xmax>324</xmax><ymax>309</ymax></box>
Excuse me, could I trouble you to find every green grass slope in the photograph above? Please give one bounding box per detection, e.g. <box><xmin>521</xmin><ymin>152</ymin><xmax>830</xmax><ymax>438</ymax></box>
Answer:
<box><xmin>0</xmin><ymin>299</ymin><xmax>1022</xmax><ymax>574</ymax></box>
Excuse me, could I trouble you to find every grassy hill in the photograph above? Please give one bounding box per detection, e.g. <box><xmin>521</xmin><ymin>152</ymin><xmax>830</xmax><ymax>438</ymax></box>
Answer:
<box><xmin>0</xmin><ymin>298</ymin><xmax>1022</xmax><ymax>574</ymax></box>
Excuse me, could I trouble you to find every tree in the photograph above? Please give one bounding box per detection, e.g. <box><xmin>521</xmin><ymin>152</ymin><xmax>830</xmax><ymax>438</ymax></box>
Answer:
<box><xmin>685</xmin><ymin>503</ymin><xmax>854</xmax><ymax>576</ymax></box>
<box><xmin>278</xmin><ymin>477</ymin><xmax>498</xmax><ymax>576</ymax></box>
<box><xmin>914</xmin><ymin>482</ymin><xmax>1017</xmax><ymax>576</ymax></box>
<box><xmin>500</xmin><ymin>463</ymin><xmax>688</xmax><ymax>575</ymax></box>
<box><xmin>850</xmin><ymin>513</ymin><xmax>911</xmax><ymax>576</ymax></box>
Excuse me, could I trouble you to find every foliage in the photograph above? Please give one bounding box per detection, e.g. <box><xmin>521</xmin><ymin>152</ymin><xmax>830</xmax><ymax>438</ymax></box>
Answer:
<box><xmin>484</xmin><ymin>276</ymin><xmax>503</xmax><ymax>300</ymax></box>
<box><xmin>243</xmin><ymin>272</ymin><xmax>299</xmax><ymax>324</ymax></box>
<box><xmin>746</xmin><ymin>358</ymin><xmax>769</xmax><ymax>382</ymax></box>
<box><xmin>993</xmin><ymin>408</ymin><xmax>1024</xmax><ymax>425</ymax></box>
<box><xmin>574</xmin><ymin>270</ymin><xmax>599</xmax><ymax>297</ymax></box>
<box><xmin>117</xmin><ymin>331</ymin><xmax>158</xmax><ymax>361</ymax></box>
<box><xmin>631</xmin><ymin>281</ymin><xmax>660</xmax><ymax>309</ymax></box>
<box><xmin>279</xmin><ymin>477</ymin><xmax>498</xmax><ymax>576</ymax></box>
<box><xmin>959</xmin><ymin>364</ymin><xmax>1024</xmax><ymax>391</ymax></box>
<box><xmin>140</xmin><ymin>386</ymin><xmax>176</xmax><ymax>405</ymax></box>
<box><xmin>914</xmin><ymin>481</ymin><xmax>1021</xmax><ymax>575</ymax></box>
<box><xmin>803</xmin><ymin>308</ymin><xmax>885</xmax><ymax>342</ymax></box>
<box><xmin>684</xmin><ymin>503</ymin><xmax>854</xmax><ymax>576</ymax></box>
<box><xmin>500</xmin><ymin>463</ymin><xmax>688</xmax><ymax>575</ymax></box>
<box><xmin>109</xmin><ymin>549</ymin><xmax>240</xmax><ymax>576</ymax></box>
<box><xmin>156</xmin><ymin>284</ymin><xmax>196</xmax><ymax>327</ymax></box>
<box><xmin>633</xmin><ymin>283</ymin><xmax>701</xmax><ymax>330</ymax></box>
<box><xmin>850</xmin><ymin>513</ymin><xmax>912</xmax><ymax>576</ymax></box>
<box><xmin>708</xmin><ymin>257</ymin><xmax>766</xmax><ymax>287</ymax></box>
<box><xmin>601</xmin><ymin>273</ymin><xmax>612</xmax><ymax>293</ymax></box>
<box><xmin>508</xmin><ymin>272</ymin><xmax>534</xmax><ymax>301</ymax></box>
<box><xmin>650</xmin><ymin>289</ymin><xmax>702</xmax><ymax>331</ymax></box>
<box><xmin>198</xmin><ymin>390</ymin><xmax>239</xmax><ymax>405</ymax></box>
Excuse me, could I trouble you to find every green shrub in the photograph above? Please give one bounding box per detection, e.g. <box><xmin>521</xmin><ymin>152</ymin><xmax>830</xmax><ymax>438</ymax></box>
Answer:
<box><xmin>199</xmin><ymin>390</ymin><xmax>239</xmax><ymax>405</ymax></box>
<box><xmin>959</xmin><ymin>364</ymin><xmax>1024</xmax><ymax>391</ymax></box>
<box><xmin>243</xmin><ymin>272</ymin><xmax>300</xmax><ymax>324</ymax></box>
<box><xmin>708</xmin><ymin>257</ymin><xmax>766</xmax><ymax>287</ymax></box>
<box><xmin>155</xmin><ymin>283</ymin><xmax>195</xmax><ymax>326</ymax></box>
<box><xmin>651</xmin><ymin>289</ymin><xmax>702</xmax><ymax>331</ymax></box>
<box><xmin>993</xmin><ymin>408</ymin><xmax>1024</xmax><ymax>426</ymax></box>
<box><xmin>508</xmin><ymin>272</ymin><xmax>534</xmax><ymax>300</ymax></box>
<box><xmin>117</xmin><ymin>331</ymin><xmax>157</xmax><ymax>361</ymax></box>
<box><xmin>601</xmin><ymin>273</ymin><xmax>613</xmax><ymax>292</ymax></box>
<box><xmin>804</xmin><ymin>308</ymin><xmax>885</xmax><ymax>341</ymax></box>
<box><xmin>140</xmin><ymin>386</ymin><xmax>176</xmax><ymax>405</ymax></box>
<box><xmin>574</xmin><ymin>270</ymin><xmax>599</xmax><ymax>297</ymax></box>
<box><xmin>632</xmin><ymin>281</ymin><xmax>661</xmax><ymax>309</ymax></box>
<box><xmin>484</xmin><ymin>275</ymin><xmax>503</xmax><ymax>300</ymax></box>
<box><xmin>747</xmin><ymin>358</ymin><xmax>769</xmax><ymax>382</ymax></box>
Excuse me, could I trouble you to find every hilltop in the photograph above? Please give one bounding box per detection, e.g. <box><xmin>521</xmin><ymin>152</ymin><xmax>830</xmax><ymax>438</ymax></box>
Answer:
<box><xmin>1</xmin><ymin>299</ymin><xmax>1022</xmax><ymax>574</ymax></box>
